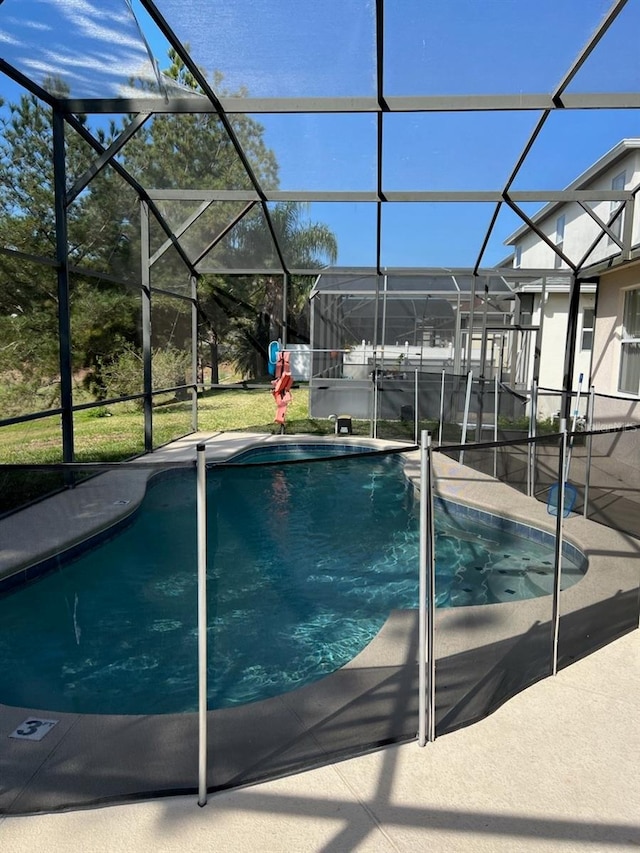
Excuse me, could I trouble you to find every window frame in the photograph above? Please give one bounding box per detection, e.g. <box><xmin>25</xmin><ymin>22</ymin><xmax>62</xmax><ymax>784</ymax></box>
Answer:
<box><xmin>618</xmin><ymin>286</ymin><xmax>640</xmax><ymax>395</ymax></box>
<box><xmin>514</xmin><ymin>244</ymin><xmax>522</xmax><ymax>269</ymax></box>
<box><xmin>554</xmin><ymin>213</ymin><xmax>566</xmax><ymax>269</ymax></box>
<box><xmin>581</xmin><ymin>306</ymin><xmax>595</xmax><ymax>351</ymax></box>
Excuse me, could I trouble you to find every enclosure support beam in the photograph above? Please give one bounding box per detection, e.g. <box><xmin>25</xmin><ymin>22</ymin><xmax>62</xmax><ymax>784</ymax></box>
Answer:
<box><xmin>414</xmin><ymin>370</ymin><xmax>419</xmax><ymax>446</ymax></box>
<box><xmin>52</xmin><ymin>108</ymin><xmax>74</xmax><ymax>463</ymax></box>
<box><xmin>453</xmin><ymin>294</ymin><xmax>462</xmax><ymax>376</ymax></box>
<box><xmin>621</xmin><ymin>195</ymin><xmax>635</xmax><ymax>261</ymax></box>
<box><xmin>438</xmin><ymin>370</ymin><xmax>445</xmax><ymax>446</ymax></box>
<box><xmin>282</xmin><ymin>273</ymin><xmax>289</xmax><ymax>348</ymax></box>
<box><xmin>141</xmin><ymin>201</ymin><xmax>153</xmax><ymax>452</ymax></box>
<box><xmin>138</xmin><ymin>0</ymin><xmax>290</xmax><ymax>275</ymax></box>
<box><xmin>371</xmin><ymin>275</ymin><xmax>381</xmax><ymax>438</ymax></box>
<box><xmin>57</xmin><ymin>92</ymin><xmax>640</xmax><ymax>116</ymax></box>
<box><xmin>191</xmin><ymin>275</ymin><xmax>199</xmax><ymax>432</ymax></box>
<box><xmin>66</xmin><ymin>112</ymin><xmax>151</xmax><ymax>205</ymax></box>
<box><xmin>466</xmin><ymin>275</ymin><xmax>478</xmax><ymax>372</ymax></box>
<box><xmin>494</xmin><ymin>374</ymin><xmax>499</xmax><ymax>480</ymax></box>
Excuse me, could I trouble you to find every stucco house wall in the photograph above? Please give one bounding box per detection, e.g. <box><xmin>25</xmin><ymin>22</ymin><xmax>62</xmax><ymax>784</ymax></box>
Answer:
<box><xmin>506</xmin><ymin>140</ymin><xmax>640</xmax><ymax>421</ymax></box>
<box><xmin>520</xmin><ymin>289</ymin><xmax>595</xmax><ymax>419</ymax></box>
<box><xmin>514</xmin><ymin>148</ymin><xmax>640</xmax><ymax>271</ymax></box>
<box><xmin>591</xmin><ymin>262</ymin><xmax>640</xmax><ymax>424</ymax></box>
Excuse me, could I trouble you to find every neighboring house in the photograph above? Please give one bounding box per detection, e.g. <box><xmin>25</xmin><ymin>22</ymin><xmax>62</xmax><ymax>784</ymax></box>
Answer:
<box><xmin>505</xmin><ymin>138</ymin><xmax>640</xmax><ymax>424</ymax></box>
<box><xmin>507</xmin><ymin>277</ymin><xmax>597</xmax><ymax>419</ymax></box>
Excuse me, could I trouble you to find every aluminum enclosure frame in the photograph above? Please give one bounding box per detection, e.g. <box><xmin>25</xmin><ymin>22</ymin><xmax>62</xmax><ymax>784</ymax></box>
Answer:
<box><xmin>1</xmin><ymin>0</ymin><xmax>640</xmax><ymax>458</ymax></box>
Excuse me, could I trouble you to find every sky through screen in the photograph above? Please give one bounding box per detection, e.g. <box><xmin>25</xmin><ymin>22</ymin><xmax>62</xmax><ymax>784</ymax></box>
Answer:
<box><xmin>2</xmin><ymin>0</ymin><xmax>639</xmax><ymax>268</ymax></box>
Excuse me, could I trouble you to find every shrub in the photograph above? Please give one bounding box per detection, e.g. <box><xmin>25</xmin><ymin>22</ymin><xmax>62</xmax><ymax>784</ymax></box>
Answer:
<box><xmin>100</xmin><ymin>346</ymin><xmax>191</xmax><ymax>408</ymax></box>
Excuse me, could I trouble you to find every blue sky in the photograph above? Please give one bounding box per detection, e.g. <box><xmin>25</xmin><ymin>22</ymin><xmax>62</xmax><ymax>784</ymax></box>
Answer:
<box><xmin>3</xmin><ymin>0</ymin><xmax>640</xmax><ymax>269</ymax></box>
<box><xmin>129</xmin><ymin>0</ymin><xmax>640</xmax><ymax>268</ymax></box>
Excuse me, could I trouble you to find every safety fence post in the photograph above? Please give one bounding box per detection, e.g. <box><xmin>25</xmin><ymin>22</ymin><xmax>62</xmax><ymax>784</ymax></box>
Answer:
<box><xmin>196</xmin><ymin>444</ymin><xmax>208</xmax><ymax>806</ymax></box>
<box><xmin>418</xmin><ymin>431</ymin><xmax>436</xmax><ymax>745</ymax></box>
<box><xmin>584</xmin><ymin>386</ymin><xmax>595</xmax><ymax>518</ymax></box>
<box><xmin>528</xmin><ymin>379</ymin><xmax>538</xmax><ymax>497</ymax></box>
<box><xmin>551</xmin><ymin>422</ymin><xmax>567</xmax><ymax>676</ymax></box>
<box><xmin>459</xmin><ymin>371</ymin><xmax>473</xmax><ymax>464</ymax></box>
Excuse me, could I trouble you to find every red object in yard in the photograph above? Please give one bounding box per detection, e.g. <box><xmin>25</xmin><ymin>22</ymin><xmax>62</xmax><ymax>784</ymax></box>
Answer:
<box><xmin>271</xmin><ymin>351</ymin><xmax>293</xmax><ymax>427</ymax></box>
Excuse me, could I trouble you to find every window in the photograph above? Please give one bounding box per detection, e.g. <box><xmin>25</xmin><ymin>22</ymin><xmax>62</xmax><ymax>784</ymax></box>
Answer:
<box><xmin>581</xmin><ymin>307</ymin><xmax>595</xmax><ymax>351</ymax></box>
<box><xmin>619</xmin><ymin>288</ymin><xmax>640</xmax><ymax>394</ymax></box>
<box><xmin>554</xmin><ymin>214</ymin><xmax>565</xmax><ymax>269</ymax></box>
<box><xmin>514</xmin><ymin>244</ymin><xmax>522</xmax><ymax>268</ymax></box>
<box><xmin>609</xmin><ymin>171</ymin><xmax>626</xmax><ymax>243</ymax></box>
<box><xmin>518</xmin><ymin>293</ymin><xmax>534</xmax><ymax>324</ymax></box>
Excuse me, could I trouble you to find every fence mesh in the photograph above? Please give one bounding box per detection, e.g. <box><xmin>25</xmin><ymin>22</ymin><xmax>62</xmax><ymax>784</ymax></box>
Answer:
<box><xmin>0</xmin><ymin>460</ymin><xmax>201</xmax><ymax>813</ymax></box>
<box><xmin>557</xmin><ymin>425</ymin><xmax>640</xmax><ymax>667</ymax></box>
<box><xmin>0</xmin><ymin>452</ymin><xmax>422</xmax><ymax>812</ymax></box>
<box><xmin>1</xmin><ymin>429</ymin><xmax>638</xmax><ymax>814</ymax></box>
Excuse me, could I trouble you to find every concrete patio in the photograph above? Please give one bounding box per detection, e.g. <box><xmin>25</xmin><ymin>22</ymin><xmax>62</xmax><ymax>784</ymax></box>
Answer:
<box><xmin>0</xmin><ymin>628</ymin><xmax>637</xmax><ymax>852</ymax></box>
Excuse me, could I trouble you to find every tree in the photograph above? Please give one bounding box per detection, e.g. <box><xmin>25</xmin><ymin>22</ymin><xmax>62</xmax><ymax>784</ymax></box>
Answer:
<box><xmin>121</xmin><ymin>51</ymin><xmax>338</xmax><ymax>380</ymax></box>
<box><xmin>0</xmin><ymin>85</ymin><xmax>141</xmax><ymax>406</ymax></box>
<box><xmin>0</xmin><ymin>50</ymin><xmax>339</xmax><ymax>413</ymax></box>
<box><xmin>220</xmin><ymin>202</ymin><xmax>337</xmax><ymax>377</ymax></box>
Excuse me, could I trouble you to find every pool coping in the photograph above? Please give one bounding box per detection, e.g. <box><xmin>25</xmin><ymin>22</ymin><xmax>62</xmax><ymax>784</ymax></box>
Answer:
<box><xmin>0</xmin><ymin>434</ymin><xmax>633</xmax><ymax>648</ymax></box>
<box><xmin>1</xmin><ymin>433</ymin><xmax>636</xmax><ymax>663</ymax></box>
<box><xmin>409</xmin><ymin>451</ymin><xmax>639</xmax><ymax>657</ymax></box>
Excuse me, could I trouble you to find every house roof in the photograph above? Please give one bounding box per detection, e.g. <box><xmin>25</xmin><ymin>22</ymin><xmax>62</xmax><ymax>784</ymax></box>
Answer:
<box><xmin>505</xmin><ymin>138</ymin><xmax>640</xmax><ymax>246</ymax></box>
<box><xmin>310</xmin><ymin>271</ymin><xmax>518</xmax><ymax>297</ymax></box>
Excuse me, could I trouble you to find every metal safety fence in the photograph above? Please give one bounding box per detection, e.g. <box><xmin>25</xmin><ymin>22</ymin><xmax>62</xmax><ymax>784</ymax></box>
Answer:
<box><xmin>0</xmin><ymin>429</ymin><xmax>637</xmax><ymax>814</ymax></box>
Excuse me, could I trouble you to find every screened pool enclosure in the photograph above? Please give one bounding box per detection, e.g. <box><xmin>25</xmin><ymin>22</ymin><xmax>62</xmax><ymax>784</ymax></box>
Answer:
<box><xmin>1</xmin><ymin>0</ymin><xmax>640</xmax><ymax>814</ymax></box>
<box><xmin>2</xmin><ymin>0</ymin><xmax>640</xmax><ymax>456</ymax></box>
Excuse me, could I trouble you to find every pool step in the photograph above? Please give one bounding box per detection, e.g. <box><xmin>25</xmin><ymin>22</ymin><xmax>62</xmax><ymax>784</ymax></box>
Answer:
<box><xmin>485</xmin><ymin>554</ymin><xmax>583</xmax><ymax>602</ymax></box>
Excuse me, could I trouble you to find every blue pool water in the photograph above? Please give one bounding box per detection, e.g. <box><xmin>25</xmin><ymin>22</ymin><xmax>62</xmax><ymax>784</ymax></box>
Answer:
<box><xmin>0</xmin><ymin>453</ymin><xmax>585</xmax><ymax>716</ymax></box>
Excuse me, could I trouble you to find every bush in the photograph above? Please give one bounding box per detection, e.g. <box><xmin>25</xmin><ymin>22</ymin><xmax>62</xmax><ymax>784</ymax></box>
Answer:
<box><xmin>100</xmin><ymin>346</ymin><xmax>191</xmax><ymax>408</ymax></box>
<box><xmin>0</xmin><ymin>376</ymin><xmax>60</xmax><ymax>418</ymax></box>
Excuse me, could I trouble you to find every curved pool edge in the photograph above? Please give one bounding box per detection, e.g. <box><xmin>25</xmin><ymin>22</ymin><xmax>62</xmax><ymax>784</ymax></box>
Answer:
<box><xmin>0</xmin><ymin>468</ymin><xmax>152</xmax><ymax>587</ymax></box>
<box><xmin>408</xmin><ymin>451</ymin><xmax>639</xmax><ymax>630</ymax></box>
<box><xmin>205</xmin><ymin>432</ymin><xmax>410</xmax><ymax>464</ymax></box>
<box><xmin>3</xmin><ymin>601</ymin><xmax>637</xmax><ymax>815</ymax></box>
<box><xmin>1</xmin><ymin>436</ymin><xmax>639</xmax><ymax>815</ymax></box>
<box><xmin>403</xmin><ymin>449</ymin><xmax>589</xmax><ymax>573</ymax></box>
<box><xmin>0</xmin><ymin>433</ymin><xmax>410</xmax><ymax>587</ymax></box>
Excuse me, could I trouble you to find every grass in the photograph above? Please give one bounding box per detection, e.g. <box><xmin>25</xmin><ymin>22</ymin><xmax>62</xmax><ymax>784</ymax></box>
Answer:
<box><xmin>0</xmin><ymin>386</ymin><xmax>274</xmax><ymax>514</ymax></box>
<box><xmin>0</xmin><ymin>381</ymin><xmax>428</xmax><ymax>464</ymax></box>
<box><xmin>0</xmin><ymin>384</ymin><xmax>373</xmax><ymax>466</ymax></box>
<box><xmin>0</xmin><ymin>383</ymin><xmax>547</xmax><ymax>467</ymax></box>
<box><xmin>0</xmin><ymin>381</ymin><xmax>429</xmax><ymax>516</ymax></box>
<box><xmin>0</xmin><ymin>387</ymin><xmax>261</xmax><ymax>465</ymax></box>
<box><xmin>0</xmin><ymin>382</ymin><xmax>541</xmax><ymax>514</ymax></box>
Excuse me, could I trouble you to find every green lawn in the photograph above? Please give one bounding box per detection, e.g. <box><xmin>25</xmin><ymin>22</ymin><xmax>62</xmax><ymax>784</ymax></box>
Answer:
<box><xmin>2</xmin><ymin>383</ymin><xmax>541</xmax><ymax>467</ymax></box>
<box><xmin>0</xmin><ymin>384</ymin><xmax>402</xmax><ymax>514</ymax></box>
<box><xmin>0</xmin><ymin>385</ymin><xmax>378</xmax><ymax>465</ymax></box>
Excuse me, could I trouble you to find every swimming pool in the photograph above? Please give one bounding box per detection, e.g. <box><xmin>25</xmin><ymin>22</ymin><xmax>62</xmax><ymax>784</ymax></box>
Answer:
<box><xmin>0</xmin><ymin>452</ymin><xmax>585</xmax><ymax>715</ymax></box>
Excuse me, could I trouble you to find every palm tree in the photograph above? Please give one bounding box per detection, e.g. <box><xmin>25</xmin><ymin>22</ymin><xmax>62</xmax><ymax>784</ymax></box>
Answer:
<box><xmin>207</xmin><ymin>201</ymin><xmax>338</xmax><ymax>379</ymax></box>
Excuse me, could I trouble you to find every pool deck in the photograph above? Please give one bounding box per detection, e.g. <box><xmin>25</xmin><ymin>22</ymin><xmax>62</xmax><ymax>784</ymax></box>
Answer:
<box><xmin>0</xmin><ymin>432</ymin><xmax>638</xmax><ymax>851</ymax></box>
